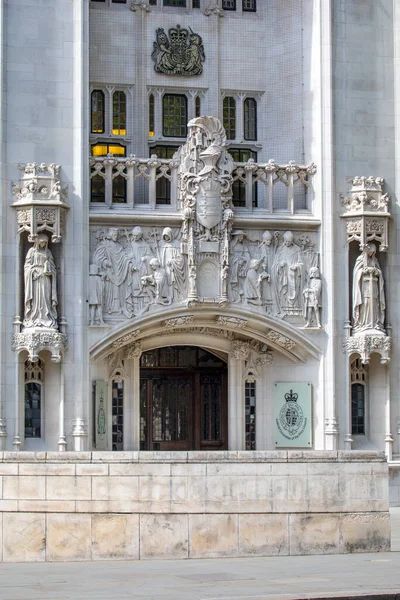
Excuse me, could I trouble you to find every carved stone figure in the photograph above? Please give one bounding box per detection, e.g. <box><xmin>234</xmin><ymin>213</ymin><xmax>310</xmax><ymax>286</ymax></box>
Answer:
<box><xmin>93</xmin><ymin>228</ymin><xmax>133</xmax><ymax>317</ymax></box>
<box><xmin>244</xmin><ymin>259</ymin><xmax>270</xmax><ymax>306</ymax></box>
<box><xmin>159</xmin><ymin>227</ymin><xmax>186</xmax><ymax>303</ymax></box>
<box><xmin>258</xmin><ymin>230</ymin><xmax>275</xmax><ymax>312</ymax></box>
<box><xmin>141</xmin><ymin>258</ymin><xmax>171</xmax><ymax>306</ymax></box>
<box><xmin>352</xmin><ymin>243</ymin><xmax>385</xmax><ymax>332</ymax></box>
<box><xmin>23</xmin><ymin>233</ymin><xmax>58</xmax><ymax>329</ymax></box>
<box><xmin>230</xmin><ymin>231</ymin><xmax>251</xmax><ymax>303</ymax></box>
<box><xmin>272</xmin><ymin>231</ymin><xmax>304</xmax><ymax>316</ymax></box>
<box><xmin>128</xmin><ymin>226</ymin><xmax>153</xmax><ymax>310</ymax></box>
<box><xmin>152</xmin><ymin>25</ymin><xmax>205</xmax><ymax>76</ymax></box>
<box><xmin>303</xmin><ymin>266</ymin><xmax>322</xmax><ymax>328</ymax></box>
<box><xmin>89</xmin><ymin>264</ymin><xmax>105</xmax><ymax>326</ymax></box>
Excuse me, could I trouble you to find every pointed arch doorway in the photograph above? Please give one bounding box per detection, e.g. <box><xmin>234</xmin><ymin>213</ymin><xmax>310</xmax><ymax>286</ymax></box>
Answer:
<box><xmin>139</xmin><ymin>346</ymin><xmax>228</xmax><ymax>451</ymax></box>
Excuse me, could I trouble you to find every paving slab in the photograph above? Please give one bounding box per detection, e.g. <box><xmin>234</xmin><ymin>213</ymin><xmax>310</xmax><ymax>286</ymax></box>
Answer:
<box><xmin>0</xmin><ymin>552</ymin><xmax>399</xmax><ymax>600</ymax></box>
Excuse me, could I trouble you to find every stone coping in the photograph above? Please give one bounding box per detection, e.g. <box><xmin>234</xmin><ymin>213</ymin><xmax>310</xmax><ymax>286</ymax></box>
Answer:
<box><xmin>0</xmin><ymin>450</ymin><xmax>386</xmax><ymax>463</ymax></box>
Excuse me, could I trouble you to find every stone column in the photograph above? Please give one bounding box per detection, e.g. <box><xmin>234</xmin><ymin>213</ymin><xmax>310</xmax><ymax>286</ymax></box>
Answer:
<box><xmin>343</xmin><ymin>352</ymin><xmax>353</xmax><ymax>450</ymax></box>
<box><xmin>128</xmin><ymin>342</ymin><xmax>142</xmax><ymax>451</ymax></box>
<box><xmin>385</xmin><ymin>363</ymin><xmax>394</xmax><ymax>460</ymax></box>
<box><xmin>228</xmin><ymin>341</ymin><xmax>248</xmax><ymax>451</ymax></box>
<box><xmin>58</xmin><ymin>361</ymin><xmax>67</xmax><ymax>451</ymax></box>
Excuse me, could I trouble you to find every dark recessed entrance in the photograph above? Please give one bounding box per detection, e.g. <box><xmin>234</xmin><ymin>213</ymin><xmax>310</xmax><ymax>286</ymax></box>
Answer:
<box><xmin>140</xmin><ymin>346</ymin><xmax>227</xmax><ymax>451</ymax></box>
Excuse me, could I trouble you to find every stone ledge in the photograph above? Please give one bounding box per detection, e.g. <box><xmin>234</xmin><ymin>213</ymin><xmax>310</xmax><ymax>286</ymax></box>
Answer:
<box><xmin>0</xmin><ymin>450</ymin><xmax>387</xmax><ymax>464</ymax></box>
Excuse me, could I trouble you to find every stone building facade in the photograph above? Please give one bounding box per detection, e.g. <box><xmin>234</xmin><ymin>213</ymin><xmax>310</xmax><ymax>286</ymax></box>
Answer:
<box><xmin>0</xmin><ymin>0</ymin><xmax>398</xmax><ymax>560</ymax></box>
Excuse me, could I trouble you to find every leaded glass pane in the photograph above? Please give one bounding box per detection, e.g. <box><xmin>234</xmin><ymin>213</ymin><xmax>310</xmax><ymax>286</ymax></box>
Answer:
<box><xmin>223</xmin><ymin>96</ymin><xmax>236</xmax><ymax>140</ymax></box>
<box><xmin>163</xmin><ymin>94</ymin><xmax>187</xmax><ymax>137</ymax></box>
<box><xmin>91</xmin><ymin>174</ymin><xmax>105</xmax><ymax>202</ymax></box>
<box><xmin>112</xmin><ymin>380</ymin><xmax>124</xmax><ymax>450</ymax></box>
<box><xmin>91</xmin><ymin>90</ymin><xmax>104</xmax><ymax>133</ymax></box>
<box><xmin>245</xmin><ymin>381</ymin><xmax>256</xmax><ymax>450</ymax></box>
<box><xmin>351</xmin><ymin>383</ymin><xmax>365</xmax><ymax>435</ymax></box>
<box><xmin>201</xmin><ymin>374</ymin><xmax>222</xmax><ymax>442</ymax></box>
<box><xmin>163</xmin><ymin>0</ymin><xmax>186</xmax><ymax>6</ymax></box>
<box><xmin>152</xmin><ymin>378</ymin><xmax>190</xmax><ymax>442</ymax></box>
<box><xmin>112</xmin><ymin>174</ymin><xmax>126</xmax><ymax>203</ymax></box>
<box><xmin>25</xmin><ymin>382</ymin><xmax>42</xmax><ymax>439</ymax></box>
<box><xmin>243</xmin><ymin>0</ymin><xmax>256</xmax><ymax>11</ymax></box>
<box><xmin>195</xmin><ymin>95</ymin><xmax>201</xmax><ymax>117</ymax></box>
<box><xmin>112</xmin><ymin>90</ymin><xmax>126</xmax><ymax>135</ymax></box>
<box><xmin>222</xmin><ymin>0</ymin><xmax>236</xmax><ymax>9</ymax></box>
<box><xmin>244</xmin><ymin>97</ymin><xmax>257</xmax><ymax>140</ymax></box>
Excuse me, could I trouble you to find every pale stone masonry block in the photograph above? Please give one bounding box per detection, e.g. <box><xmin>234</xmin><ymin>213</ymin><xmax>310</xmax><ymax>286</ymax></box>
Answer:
<box><xmin>3</xmin><ymin>475</ymin><xmax>44</xmax><ymax>500</ymax></box>
<box><xmin>19</xmin><ymin>464</ymin><xmax>75</xmax><ymax>476</ymax></box>
<box><xmin>46</xmin><ymin>476</ymin><xmax>91</xmax><ymax>501</ymax></box>
<box><xmin>3</xmin><ymin>513</ymin><xmax>45</xmax><ymax>562</ymax></box>
<box><xmin>189</xmin><ymin>514</ymin><xmax>238</xmax><ymax>558</ymax></box>
<box><xmin>239</xmin><ymin>514</ymin><xmax>289</xmax><ymax>556</ymax></box>
<box><xmin>140</xmin><ymin>515</ymin><xmax>188</xmax><ymax>559</ymax></box>
<box><xmin>92</xmin><ymin>514</ymin><xmax>139</xmax><ymax>560</ymax></box>
<box><xmin>92</xmin><ymin>476</ymin><xmax>139</xmax><ymax>503</ymax></box>
<box><xmin>138</xmin><ymin>476</ymin><xmax>171</xmax><ymax>512</ymax></box>
<box><xmin>18</xmin><ymin>500</ymin><xmax>76</xmax><ymax>513</ymax></box>
<box><xmin>290</xmin><ymin>514</ymin><xmax>340</xmax><ymax>555</ymax></box>
<box><xmin>339</xmin><ymin>512</ymin><xmax>391</xmax><ymax>553</ymax></box>
<box><xmin>46</xmin><ymin>514</ymin><xmax>92</xmax><ymax>561</ymax></box>
<box><xmin>75</xmin><ymin>464</ymin><xmax>108</xmax><ymax>476</ymax></box>
<box><xmin>109</xmin><ymin>463</ymin><xmax>170</xmax><ymax>477</ymax></box>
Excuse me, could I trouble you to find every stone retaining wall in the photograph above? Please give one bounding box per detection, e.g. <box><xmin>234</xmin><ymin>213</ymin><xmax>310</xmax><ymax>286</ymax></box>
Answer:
<box><xmin>0</xmin><ymin>450</ymin><xmax>390</xmax><ymax>561</ymax></box>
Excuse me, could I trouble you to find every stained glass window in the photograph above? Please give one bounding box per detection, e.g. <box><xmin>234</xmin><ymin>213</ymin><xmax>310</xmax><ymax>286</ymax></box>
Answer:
<box><xmin>163</xmin><ymin>94</ymin><xmax>187</xmax><ymax>137</ymax></box>
<box><xmin>91</xmin><ymin>90</ymin><xmax>105</xmax><ymax>134</ymax></box>
<box><xmin>245</xmin><ymin>381</ymin><xmax>256</xmax><ymax>450</ymax></box>
<box><xmin>112</xmin><ymin>379</ymin><xmax>124</xmax><ymax>450</ymax></box>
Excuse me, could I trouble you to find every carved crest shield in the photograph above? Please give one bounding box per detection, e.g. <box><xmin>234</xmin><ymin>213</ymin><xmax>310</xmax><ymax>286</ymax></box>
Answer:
<box><xmin>196</xmin><ymin>178</ymin><xmax>221</xmax><ymax>230</ymax></box>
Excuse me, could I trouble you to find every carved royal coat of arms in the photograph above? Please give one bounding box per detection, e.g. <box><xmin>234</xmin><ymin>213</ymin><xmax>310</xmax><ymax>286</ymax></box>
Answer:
<box><xmin>152</xmin><ymin>25</ymin><xmax>205</xmax><ymax>76</ymax></box>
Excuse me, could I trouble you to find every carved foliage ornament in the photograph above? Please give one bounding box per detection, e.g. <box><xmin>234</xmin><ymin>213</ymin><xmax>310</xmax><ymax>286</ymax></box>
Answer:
<box><xmin>343</xmin><ymin>334</ymin><xmax>391</xmax><ymax>365</ymax></box>
<box><xmin>12</xmin><ymin>331</ymin><xmax>67</xmax><ymax>363</ymax></box>
<box><xmin>152</xmin><ymin>25</ymin><xmax>205</xmax><ymax>76</ymax></box>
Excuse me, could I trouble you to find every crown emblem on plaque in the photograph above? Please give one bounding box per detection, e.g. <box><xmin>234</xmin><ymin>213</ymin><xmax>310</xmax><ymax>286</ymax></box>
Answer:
<box><xmin>152</xmin><ymin>24</ymin><xmax>205</xmax><ymax>76</ymax></box>
<box><xmin>284</xmin><ymin>389</ymin><xmax>298</xmax><ymax>403</ymax></box>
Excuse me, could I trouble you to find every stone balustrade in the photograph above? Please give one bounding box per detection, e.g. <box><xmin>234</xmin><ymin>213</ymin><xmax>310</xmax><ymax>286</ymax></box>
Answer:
<box><xmin>0</xmin><ymin>450</ymin><xmax>389</xmax><ymax>561</ymax></box>
<box><xmin>89</xmin><ymin>155</ymin><xmax>317</xmax><ymax>213</ymax></box>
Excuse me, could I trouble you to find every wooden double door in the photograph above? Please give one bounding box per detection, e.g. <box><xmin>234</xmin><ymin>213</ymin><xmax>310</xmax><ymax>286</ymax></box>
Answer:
<box><xmin>140</xmin><ymin>365</ymin><xmax>227</xmax><ymax>451</ymax></box>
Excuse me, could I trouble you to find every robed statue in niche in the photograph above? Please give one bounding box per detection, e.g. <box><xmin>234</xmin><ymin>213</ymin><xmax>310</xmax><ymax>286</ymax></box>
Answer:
<box><xmin>352</xmin><ymin>243</ymin><xmax>385</xmax><ymax>332</ymax></box>
<box><xmin>23</xmin><ymin>233</ymin><xmax>58</xmax><ymax>329</ymax></box>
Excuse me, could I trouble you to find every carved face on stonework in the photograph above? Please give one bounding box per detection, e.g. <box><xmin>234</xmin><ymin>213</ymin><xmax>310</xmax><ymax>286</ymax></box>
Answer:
<box><xmin>309</xmin><ymin>267</ymin><xmax>320</xmax><ymax>279</ymax></box>
<box><xmin>150</xmin><ymin>258</ymin><xmax>160</xmax><ymax>270</ymax></box>
<box><xmin>283</xmin><ymin>231</ymin><xmax>294</xmax><ymax>247</ymax></box>
<box><xmin>162</xmin><ymin>227</ymin><xmax>172</xmax><ymax>243</ymax></box>
<box><xmin>109</xmin><ymin>228</ymin><xmax>119</xmax><ymax>242</ymax></box>
<box><xmin>36</xmin><ymin>234</ymin><xmax>49</xmax><ymax>250</ymax></box>
<box><xmin>262</xmin><ymin>231</ymin><xmax>273</xmax><ymax>246</ymax></box>
<box><xmin>131</xmin><ymin>226</ymin><xmax>143</xmax><ymax>242</ymax></box>
<box><xmin>366</xmin><ymin>243</ymin><xmax>377</xmax><ymax>257</ymax></box>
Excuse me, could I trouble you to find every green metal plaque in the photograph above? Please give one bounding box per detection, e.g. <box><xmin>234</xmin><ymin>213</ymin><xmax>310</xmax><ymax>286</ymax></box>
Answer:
<box><xmin>274</xmin><ymin>383</ymin><xmax>312</xmax><ymax>448</ymax></box>
<box><xmin>95</xmin><ymin>381</ymin><xmax>108</xmax><ymax>450</ymax></box>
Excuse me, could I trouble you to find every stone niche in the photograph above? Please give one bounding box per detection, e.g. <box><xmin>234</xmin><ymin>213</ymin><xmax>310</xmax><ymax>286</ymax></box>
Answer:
<box><xmin>0</xmin><ymin>451</ymin><xmax>389</xmax><ymax>561</ymax></box>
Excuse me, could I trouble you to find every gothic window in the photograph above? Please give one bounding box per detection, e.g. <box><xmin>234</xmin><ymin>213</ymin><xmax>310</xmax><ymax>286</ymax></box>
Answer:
<box><xmin>223</xmin><ymin>96</ymin><xmax>236</xmax><ymax>140</ymax></box>
<box><xmin>24</xmin><ymin>359</ymin><xmax>44</xmax><ymax>439</ymax></box>
<box><xmin>91</xmin><ymin>174</ymin><xmax>105</xmax><ymax>202</ymax></box>
<box><xmin>229</xmin><ymin>148</ymin><xmax>257</xmax><ymax>207</ymax></box>
<box><xmin>112</xmin><ymin>378</ymin><xmax>124</xmax><ymax>450</ymax></box>
<box><xmin>351</xmin><ymin>358</ymin><xmax>367</xmax><ymax>435</ymax></box>
<box><xmin>222</xmin><ymin>0</ymin><xmax>236</xmax><ymax>9</ymax></box>
<box><xmin>112</xmin><ymin>91</ymin><xmax>126</xmax><ymax>135</ymax></box>
<box><xmin>91</xmin><ymin>90</ymin><xmax>105</xmax><ymax>134</ymax></box>
<box><xmin>163</xmin><ymin>94</ymin><xmax>187</xmax><ymax>137</ymax></box>
<box><xmin>244</xmin><ymin>97</ymin><xmax>257</xmax><ymax>140</ymax></box>
<box><xmin>112</xmin><ymin>175</ymin><xmax>127</xmax><ymax>203</ymax></box>
<box><xmin>243</xmin><ymin>0</ymin><xmax>256</xmax><ymax>11</ymax></box>
<box><xmin>150</xmin><ymin>145</ymin><xmax>179</xmax><ymax>204</ymax></box>
<box><xmin>149</xmin><ymin>94</ymin><xmax>155</xmax><ymax>136</ymax></box>
<box><xmin>91</xmin><ymin>143</ymin><xmax>126</xmax><ymax>157</ymax></box>
<box><xmin>163</xmin><ymin>0</ymin><xmax>186</xmax><ymax>6</ymax></box>
<box><xmin>245</xmin><ymin>381</ymin><xmax>256</xmax><ymax>450</ymax></box>
<box><xmin>195</xmin><ymin>95</ymin><xmax>201</xmax><ymax>118</ymax></box>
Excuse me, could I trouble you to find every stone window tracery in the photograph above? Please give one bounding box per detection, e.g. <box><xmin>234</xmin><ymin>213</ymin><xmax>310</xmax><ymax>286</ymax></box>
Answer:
<box><xmin>24</xmin><ymin>359</ymin><xmax>44</xmax><ymax>439</ymax></box>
